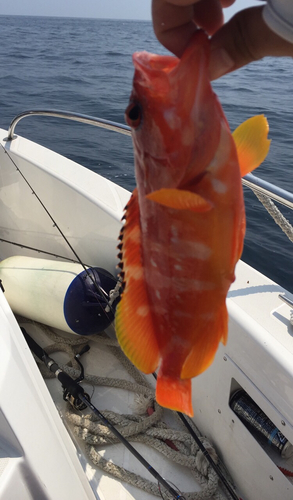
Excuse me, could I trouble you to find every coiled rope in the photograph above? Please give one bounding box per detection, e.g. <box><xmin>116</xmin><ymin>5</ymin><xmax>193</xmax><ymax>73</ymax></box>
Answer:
<box><xmin>22</xmin><ymin>319</ymin><xmax>231</xmax><ymax>500</ymax></box>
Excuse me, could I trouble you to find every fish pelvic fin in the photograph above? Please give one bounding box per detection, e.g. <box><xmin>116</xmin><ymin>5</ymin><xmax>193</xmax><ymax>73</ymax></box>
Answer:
<box><xmin>233</xmin><ymin>115</ymin><xmax>271</xmax><ymax>177</ymax></box>
<box><xmin>156</xmin><ymin>371</ymin><xmax>193</xmax><ymax>417</ymax></box>
<box><xmin>115</xmin><ymin>188</ymin><xmax>160</xmax><ymax>374</ymax></box>
<box><xmin>146</xmin><ymin>188</ymin><xmax>213</xmax><ymax>213</ymax></box>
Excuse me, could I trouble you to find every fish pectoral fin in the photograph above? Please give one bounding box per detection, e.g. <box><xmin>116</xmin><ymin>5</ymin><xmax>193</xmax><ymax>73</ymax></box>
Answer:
<box><xmin>146</xmin><ymin>188</ymin><xmax>213</xmax><ymax>213</ymax></box>
<box><xmin>115</xmin><ymin>189</ymin><xmax>160</xmax><ymax>374</ymax></box>
<box><xmin>156</xmin><ymin>370</ymin><xmax>193</xmax><ymax>417</ymax></box>
<box><xmin>233</xmin><ymin>115</ymin><xmax>271</xmax><ymax>177</ymax></box>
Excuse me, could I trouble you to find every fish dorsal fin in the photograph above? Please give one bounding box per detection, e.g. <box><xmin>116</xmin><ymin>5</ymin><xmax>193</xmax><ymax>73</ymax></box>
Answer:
<box><xmin>146</xmin><ymin>188</ymin><xmax>213</xmax><ymax>212</ymax></box>
<box><xmin>115</xmin><ymin>189</ymin><xmax>160</xmax><ymax>373</ymax></box>
<box><xmin>232</xmin><ymin>115</ymin><xmax>271</xmax><ymax>177</ymax></box>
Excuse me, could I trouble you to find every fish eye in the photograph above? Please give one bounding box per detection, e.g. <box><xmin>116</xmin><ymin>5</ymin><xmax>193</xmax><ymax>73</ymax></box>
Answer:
<box><xmin>125</xmin><ymin>102</ymin><xmax>142</xmax><ymax>129</ymax></box>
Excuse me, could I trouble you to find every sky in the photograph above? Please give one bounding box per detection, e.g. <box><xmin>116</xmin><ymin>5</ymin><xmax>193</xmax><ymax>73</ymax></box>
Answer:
<box><xmin>0</xmin><ymin>0</ymin><xmax>264</xmax><ymax>21</ymax></box>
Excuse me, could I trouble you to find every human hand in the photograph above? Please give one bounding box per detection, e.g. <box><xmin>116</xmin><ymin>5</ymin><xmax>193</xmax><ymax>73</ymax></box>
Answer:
<box><xmin>152</xmin><ymin>0</ymin><xmax>293</xmax><ymax>80</ymax></box>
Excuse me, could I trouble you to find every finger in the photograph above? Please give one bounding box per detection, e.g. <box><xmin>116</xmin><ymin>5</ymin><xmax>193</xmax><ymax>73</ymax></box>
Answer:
<box><xmin>192</xmin><ymin>0</ymin><xmax>223</xmax><ymax>35</ymax></box>
<box><xmin>209</xmin><ymin>6</ymin><xmax>293</xmax><ymax>80</ymax></box>
<box><xmin>152</xmin><ymin>0</ymin><xmax>225</xmax><ymax>57</ymax></box>
<box><xmin>220</xmin><ymin>0</ymin><xmax>235</xmax><ymax>6</ymax></box>
<box><xmin>152</xmin><ymin>0</ymin><xmax>198</xmax><ymax>57</ymax></box>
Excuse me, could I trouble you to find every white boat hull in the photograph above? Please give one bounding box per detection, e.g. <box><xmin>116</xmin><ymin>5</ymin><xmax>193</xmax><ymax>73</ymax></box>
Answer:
<box><xmin>1</xmin><ymin>127</ymin><xmax>293</xmax><ymax>500</ymax></box>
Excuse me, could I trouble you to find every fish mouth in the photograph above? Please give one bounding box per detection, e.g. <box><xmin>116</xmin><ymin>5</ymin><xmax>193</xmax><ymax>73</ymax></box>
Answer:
<box><xmin>132</xmin><ymin>52</ymin><xmax>179</xmax><ymax>75</ymax></box>
<box><xmin>132</xmin><ymin>31</ymin><xmax>209</xmax><ymax>93</ymax></box>
<box><xmin>132</xmin><ymin>52</ymin><xmax>179</xmax><ymax>93</ymax></box>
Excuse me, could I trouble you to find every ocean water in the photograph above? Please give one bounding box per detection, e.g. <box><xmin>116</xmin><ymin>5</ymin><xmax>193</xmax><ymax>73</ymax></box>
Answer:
<box><xmin>0</xmin><ymin>15</ymin><xmax>292</xmax><ymax>291</ymax></box>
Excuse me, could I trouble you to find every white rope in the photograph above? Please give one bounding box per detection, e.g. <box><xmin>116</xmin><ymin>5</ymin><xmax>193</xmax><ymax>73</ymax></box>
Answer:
<box><xmin>105</xmin><ymin>277</ymin><xmax>122</xmax><ymax>313</ymax></box>
<box><xmin>251</xmin><ymin>190</ymin><xmax>293</xmax><ymax>326</ymax></box>
<box><xmin>22</xmin><ymin>320</ymin><xmax>233</xmax><ymax>500</ymax></box>
<box><xmin>252</xmin><ymin>189</ymin><xmax>293</xmax><ymax>323</ymax></box>
<box><xmin>252</xmin><ymin>189</ymin><xmax>293</xmax><ymax>243</ymax></box>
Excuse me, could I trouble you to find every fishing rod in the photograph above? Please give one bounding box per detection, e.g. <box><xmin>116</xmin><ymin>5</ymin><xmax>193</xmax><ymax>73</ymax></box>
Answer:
<box><xmin>22</xmin><ymin>327</ymin><xmax>185</xmax><ymax>500</ymax></box>
<box><xmin>0</xmin><ymin>237</ymin><xmax>90</xmax><ymax>265</ymax></box>
<box><xmin>0</xmin><ymin>143</ymin><xmax>119</xmax><ymax>316</ymax></box>
<box><xmin>152</xmin><ymin>373</ymin><xmax>242</xmax><ymax>500</ymax></box>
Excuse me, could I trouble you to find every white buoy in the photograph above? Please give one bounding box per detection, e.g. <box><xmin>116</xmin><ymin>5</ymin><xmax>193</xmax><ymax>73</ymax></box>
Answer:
<box><xmin>0</xmin><ymin>256</ymin><xmax>116</xmax><ymax>335</ymax></box>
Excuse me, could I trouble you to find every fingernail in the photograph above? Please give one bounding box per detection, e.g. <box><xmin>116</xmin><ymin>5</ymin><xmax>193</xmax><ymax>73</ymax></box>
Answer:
<box><xmin>209</xmin><ymin>48</ymin><xmax>234</xmax><ymax>80</ymax></box>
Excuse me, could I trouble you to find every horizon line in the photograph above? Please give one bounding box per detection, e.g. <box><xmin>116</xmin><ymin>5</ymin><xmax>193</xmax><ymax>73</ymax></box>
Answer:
<box><xmin>0</xmin><ymin>13</ymin><xmax>152</xmax><ymax>21</ymax></box>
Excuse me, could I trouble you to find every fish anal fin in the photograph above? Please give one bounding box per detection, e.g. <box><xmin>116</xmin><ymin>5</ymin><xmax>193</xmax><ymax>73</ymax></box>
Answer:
<box><xmin>181</xmin><ymin>346</ymin><xmax>216</xmax><ymax>380</ymax></box>
<box><xmin>115</xmin><ymin>189</ymin><xmax>160</xmax><ymax>374</ymax></box>
<box><xmin>219</xmin><ymin>305</ymin><xmax>229</xmax><ymax>345</ymax></box>
<box><xmin>156</xmin><ymin>371</ymin><xmax>193</xmax><ymax>417</ymax></box>
<box><xmin>146</xmin><ymin>188</ymin><xmax>212</xmax><ymax>213</ymax></box>
<box><xmin>181</xmin><ymin>304</ymin><xmax>228</xmax><ymax>379</ymax></box>
<box><xmin>233</xmin><ymin>115</ymin><xmax>271</xmax><ymax>177</ymax></box>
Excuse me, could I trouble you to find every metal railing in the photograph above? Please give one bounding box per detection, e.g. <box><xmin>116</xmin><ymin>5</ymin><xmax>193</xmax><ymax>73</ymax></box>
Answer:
<box><xmin>5</xmin><ymin>109</ymin><xmax>293</xmax><ymax>211</ymax></box>
<box><xmin>5</xmin><ymin>109</ymin><xmax>131</xmax><ymax>140</ymax></box>
<box><xmin>242</xmin><ymin>174</ymin><xmax>293</xmax><ymax>210</ymax></box>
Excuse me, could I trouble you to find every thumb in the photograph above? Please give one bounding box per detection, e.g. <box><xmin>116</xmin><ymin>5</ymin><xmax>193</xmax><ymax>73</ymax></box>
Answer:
<box><xmin>209</xmin><ymin>6</ymin><xmax>293</xmax><ymax>80</ymax></box>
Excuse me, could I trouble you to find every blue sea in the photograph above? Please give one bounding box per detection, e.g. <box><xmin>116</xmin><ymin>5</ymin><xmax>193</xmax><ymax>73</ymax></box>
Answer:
<box><xmin>0</xmin><ymin>15</ymin><xmax>292</xmax><ymax>291</ymax></box>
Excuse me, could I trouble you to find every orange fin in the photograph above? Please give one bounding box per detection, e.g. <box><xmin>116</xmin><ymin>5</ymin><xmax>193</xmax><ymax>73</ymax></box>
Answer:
<box><xmin>146</xmin><ymin>188</ymin><xmax>213</xmax><ymax>212</ymax></box>
<box><xmin>181</xmin><ymin>305</ymin><xmax>229</xmax><ymax>379</ymax></box>
<box><xmin>219</xmin><ymin>305</ymin><xmax>229</xmax><ymax>345</ymax></box>
<box><xmin>115</xmin><ymin>189</ymin><xmax>160</xmax><ymax>374</ymax></box>
<box><xmin>181</xmin><ymin>343</ymin><xmax>217</xmax><ymax>380</ymax></box>
<box><xmin>156</xmin><ymin>371</ymin><xmax>193</xmax><ymax>417</ymax></box>
<box><xmin>232</xmin><ymin>115</ymin><xmax>271</xmax><ymax>176</ymax></box>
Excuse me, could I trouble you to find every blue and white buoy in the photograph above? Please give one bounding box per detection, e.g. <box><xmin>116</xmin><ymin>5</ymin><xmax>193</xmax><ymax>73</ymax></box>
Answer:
<box><xmin>0</xmin><ymin>256</ymin><xmax>118</xmax><ymax>335</ymax></box>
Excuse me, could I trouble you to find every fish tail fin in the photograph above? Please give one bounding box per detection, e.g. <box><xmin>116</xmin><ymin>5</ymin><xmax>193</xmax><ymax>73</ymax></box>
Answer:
<box><xmin>156</xmin><ymin>372</ymin><xmax>193</xmax><ymax>417</ymax></box>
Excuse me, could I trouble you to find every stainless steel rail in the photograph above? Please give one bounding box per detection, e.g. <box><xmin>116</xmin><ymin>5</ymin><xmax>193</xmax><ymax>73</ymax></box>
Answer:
<box><xmin>5</xmin><ymin>109</ymin><xmax>293</xmax><ymax>211</ymax></box>
<box><xmin>6</xmin><ymin>109</ymin><xmax>132</xmax><ymax>140</ymax></box>
<box><xmin>243</xmin><ymin>174</ymin><xmax>293</xmax><ymax>210</ymax></box>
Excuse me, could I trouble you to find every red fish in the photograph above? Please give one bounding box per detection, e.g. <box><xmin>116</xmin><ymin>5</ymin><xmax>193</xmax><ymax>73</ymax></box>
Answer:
<box><xmin>115</xmin><ymin>31</ymin><xmax>270</xmax><ymax>417</ymax></box>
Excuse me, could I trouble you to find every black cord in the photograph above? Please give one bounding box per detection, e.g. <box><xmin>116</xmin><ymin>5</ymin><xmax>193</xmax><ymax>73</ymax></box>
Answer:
<box><xmin>22</xmin><ymin>328</ymin><xmax>185</xmax><ymax>500</ymax></box>
<box><xmin>152</xmin><ymin>373</ymin><xmax>241</xmax><ymax>500</ymax></box>
<box><xmin>0</xmin><ymin>143</ymin><xmax>117</xmax><ymax>315</ymax></box>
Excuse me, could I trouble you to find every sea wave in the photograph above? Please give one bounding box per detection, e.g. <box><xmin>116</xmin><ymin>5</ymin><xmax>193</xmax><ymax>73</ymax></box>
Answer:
<box><xmin>0</xmin><ymin>15</ymin><xmax>292</xmax><ymax>291</ymax></box>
